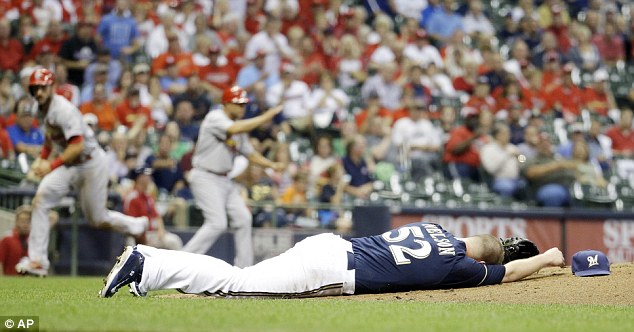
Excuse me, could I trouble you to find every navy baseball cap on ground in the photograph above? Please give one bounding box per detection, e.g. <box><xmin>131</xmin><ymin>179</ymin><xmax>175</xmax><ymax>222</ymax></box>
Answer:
<box><xmin>571</xmin><ymin>250</ymin><xmax>611</xmax><ymax>277</ymax></box>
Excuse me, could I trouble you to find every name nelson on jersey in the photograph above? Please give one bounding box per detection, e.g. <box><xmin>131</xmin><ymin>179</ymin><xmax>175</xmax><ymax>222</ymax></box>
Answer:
<box><xmin>423</xmin><ymin>223</ymin><xmax>456</xmax><ymax>256</ymax></box>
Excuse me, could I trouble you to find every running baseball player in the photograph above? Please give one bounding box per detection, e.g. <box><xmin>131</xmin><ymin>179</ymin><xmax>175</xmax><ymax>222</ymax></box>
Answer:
<box><xmin>15</xmin><ymin>68</ymin><xmax>148</xmax><ymax>276</ymax></box>
<box><xmin>100</xmin><ymin>221</ymin><xmax>564</xmax><ymax>298</ymax></box>
<box><xmin>182</xmin><ymin>85</ymin><xmax>284</xmax><ymax>267</ymax></box>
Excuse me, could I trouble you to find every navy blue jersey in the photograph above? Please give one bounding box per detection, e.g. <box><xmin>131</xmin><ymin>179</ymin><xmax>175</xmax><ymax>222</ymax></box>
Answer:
<box><xmin>351</xmin><ymin>222</ymin><xmax>505</xmax><ymax>294</ymax></box>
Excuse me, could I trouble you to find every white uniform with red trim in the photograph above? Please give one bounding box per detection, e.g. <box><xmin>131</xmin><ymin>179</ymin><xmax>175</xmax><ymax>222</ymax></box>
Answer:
<box><xmin>29</xmin><ymin>94</ymin><xmax>147</xmax><ymax>269</ymax></box>
<box><xmin>183</xmin><ymin>108</ymin><xmax>254</xmax><ymax>267</ymax></box>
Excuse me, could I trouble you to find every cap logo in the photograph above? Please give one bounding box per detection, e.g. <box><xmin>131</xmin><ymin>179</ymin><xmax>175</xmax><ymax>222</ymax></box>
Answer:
<box><xmin>587</xmin><ymin>255</ymin><xmax>599</xmax><ymax>268</ymax></box>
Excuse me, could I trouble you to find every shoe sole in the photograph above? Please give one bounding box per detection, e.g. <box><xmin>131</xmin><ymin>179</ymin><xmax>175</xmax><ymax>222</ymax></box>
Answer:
<box><xmin>100</xmin><ymin>246</ymin><xmax>134</xmax><ymax>298</ymax></box>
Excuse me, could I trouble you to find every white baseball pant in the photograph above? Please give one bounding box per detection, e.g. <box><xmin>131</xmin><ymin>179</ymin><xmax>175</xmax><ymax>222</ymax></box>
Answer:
<box><xmin>184</xmin><ymin>168</ymin><xmax>253</xmax><ymax>267</ymax></box>
<box><xmin>29</xmin><ymin>149</ymin><xmax>146</xmax><ymax>269</ymax></box>
<box><xmin>136</xmin><ymin>233</ymin><xmax>356</xmax><ymax>297</ymax></box>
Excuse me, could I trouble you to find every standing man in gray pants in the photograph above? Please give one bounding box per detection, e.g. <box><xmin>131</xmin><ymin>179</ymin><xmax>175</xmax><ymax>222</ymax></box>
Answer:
<box><xmin>183</xmin><ymin>86</ymin><xmax>284</xmax><ymax>267</ymax></box>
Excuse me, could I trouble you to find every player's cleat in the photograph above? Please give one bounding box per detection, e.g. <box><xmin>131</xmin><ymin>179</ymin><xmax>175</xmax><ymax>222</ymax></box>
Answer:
<box><xmin>15</xmin><ymin>257</ymin><xmax>48</xmax><ymax>277</ymax></box>
<box><xmin>129</xmin><ymin>282</ymin><xmax>147</xmax><ymax>297</ymax></box>
<box><xmin>100</xmin><ymin>246</ymin><xmax>145</xmax><ymax>298</ymax></box>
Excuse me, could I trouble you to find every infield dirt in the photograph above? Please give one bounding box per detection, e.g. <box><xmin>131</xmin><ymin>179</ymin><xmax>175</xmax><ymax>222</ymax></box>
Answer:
<box><xmin>352</xmin><ymin>263</ymin><xmax>634</xmax><ymax>305</ymax></box>
<box><xmin>157</xmin><ymin>263</ymin><xmax>634</xmax><ymax>305</ymax></box>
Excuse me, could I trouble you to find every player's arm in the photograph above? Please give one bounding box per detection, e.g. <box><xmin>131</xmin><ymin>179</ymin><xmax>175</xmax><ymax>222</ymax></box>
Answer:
<box><xmin>247</xmin><ymin>151</ymin><xmax>285</xmax><ymax>171</ymax></box>
<box><xmin>227</xmin><ymin>106</ymin><xmax>283</xmax><ymax>136</ymax></box>
<box><xmin>501</xmin><ymin>248</ymin><xmax>565</xmax><ymax>283</ymax></box>
<box><xmin>33</xmin><ymin>136</ymin><xmax>85</xmax><ymax>178</ymax></box>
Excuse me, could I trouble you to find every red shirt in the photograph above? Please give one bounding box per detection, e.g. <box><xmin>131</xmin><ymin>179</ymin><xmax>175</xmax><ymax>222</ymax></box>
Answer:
<box><xmin>583</xmin><ymin>87</ymin><xmax>610</xmax><ymax>116</ymax></box>
<box><xmin>0</xmin><ymin>38</ymin><xmax>24</xmax><ymax>73</ymax></box>
<box><xmin>604</xmin><ymin>126</ymin><xmax>634</xmax><ymax>154</ymax></box>
<box><xmin>465</xmin><ymin>95</ymin><xmax>496</xmax><ymax>113</ymax></box>
<box><xmin>27</xmin><ymin>36</ymin><xmax>66</xmax><ymax>62</ymax></box>
<box><xmin>301</xmin><ymin>52</ymin><xmax>327</xmax><ymax>86</ymax></box>
<box><xmin>546</xmin><ymin>84</ymin><xmax>584</xmax><ymax>116</ymax></box>
<box><xmin>198</xmin><ymin>63</ymin><xmax>236</xmax><ymax>91</ymax></box>
<box><xmin>592</xmin><ymin>34</ymin><xmax>624</xmax><ymax>63</ymax></box>
<box><xmin>152</xmin><ymin>52</ymin><xmax>195</xmax><ymax>77</ymax></box>
<box><xmin>116</xmin><ymin>100</ymin><xmax>154</xmax><ymax>128</ymax></box>
<box><xmin>443</xmin><ymin>125</ymin><xmax>480</xmax><ymax>167</ymax></box>
<box><xmin>123</xmin><ymin>189</ymin><xmax>159</xmax><ymax>232</ymax></box>
<box><xmin>0</xmin><ymin>126</ymin><xmax>13</xmax><ymax>158</ymax></box>
<box><xmin>0</xmin><ymin>228</ymin><xmax>28</xmax><ymax>275</ymax></box>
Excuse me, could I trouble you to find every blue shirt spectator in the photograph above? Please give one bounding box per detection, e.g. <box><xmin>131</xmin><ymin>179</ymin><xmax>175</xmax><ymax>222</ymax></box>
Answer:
<box><xmin>420</xmin><ymin>0</ymin><xmax>441</xmax><ymax>28</ymax></box>
<box><xmin>97</xmin><ymin>4</ymin><xmax>139</xmax><ymax>59</ymax></box>
<box><xmin>425</xmin><ymin>1</ymin><xmax>464</xmax><ymax>41</ymax></box>
<box><xmin>6</xmin><ymin>100</ymin><xmax>43</xmax><ymax>159</ymax></box>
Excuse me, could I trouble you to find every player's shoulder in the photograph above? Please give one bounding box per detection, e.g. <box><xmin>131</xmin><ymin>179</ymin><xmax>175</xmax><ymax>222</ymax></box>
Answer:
<box><xmin>50</xmin><ymin>94</ymin><xmax>80</xmax><ymax>113</ymax></box>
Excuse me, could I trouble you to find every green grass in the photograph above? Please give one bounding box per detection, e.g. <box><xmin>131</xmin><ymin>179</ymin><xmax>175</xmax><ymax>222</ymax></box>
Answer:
<box><xmin>1</xmin><ymin>277</ymin><xmax>632</xmax><ymax>332</ymax></box>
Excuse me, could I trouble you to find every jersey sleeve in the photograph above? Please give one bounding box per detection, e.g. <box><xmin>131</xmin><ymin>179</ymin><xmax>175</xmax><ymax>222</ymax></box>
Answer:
<box><xmin>238</xmin><ymin>133</ymin><xmax>254</xmax><ymax>156</ymax></box>
<box><xmin>440</xmin><ymin>257</ymin><xmax>506</xmax><ymax>288</ymax></box>
<box><xmin>208</xmin><ymin>112</ymin><xmax>233</xmax><ymax>141</ymax></box>
<box><xmin>55</xmin><ymin>105</ymin><xmax>85</xmax><ymax>141</ymax></box>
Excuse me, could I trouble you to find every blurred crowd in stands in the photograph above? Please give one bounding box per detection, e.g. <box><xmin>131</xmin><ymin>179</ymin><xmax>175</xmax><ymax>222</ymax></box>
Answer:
<box><xmin>1</xmin><ymin>0</ymin><xmax>634</xmax><ymax>228</ymax></box>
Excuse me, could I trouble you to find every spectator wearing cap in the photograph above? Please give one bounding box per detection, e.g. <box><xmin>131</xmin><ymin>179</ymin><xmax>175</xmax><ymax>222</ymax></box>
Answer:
<box><xmin>442</xmin><ymin>109</ymin><xmax>483</xmax><ymax>182</ymax></box>
<box><xmin>403</xmin><ymin>29</ymin><xmax>444</xmax><ymax>69</ymax></box>
<box><xmin>425</xmin><ymin>0</ymin><xmax>464</xmax><ymax>44</ymax></box>
<box><xmin>462</xmin><ymin>0</ymin><xmax>494</xmax><ymax>37</ymax></box>
<box><xmin>244</xmin><ymin>15</ymin><xmax>294</xmax><ymax>76</ymax></box>
<box><xmin>481</xmin><ymin>123</ymin><xmax>523</xmax><ymax>198</ymax></box>
<box><xmin>96</xmin><ymin>0</ymin><xmax>141</xmax><ymax>59</ymax></box>
<box><xmin>171</xmin><ymin>75</ymin><xmax>212</xmax><ymax>122</ymax></box>
<box><xmin>197</xmin><ymin>44</ymin><xmax>237</xmax><ymax>97</ymax></box>
<box><xmin>521</xmin><ymin>133</ymin><xmax>577</xmax><ymax>207</ymax></box>
<box><xmin>11</xmin><ymin>67</ymin><xmax>36</xmax><ymax>102</ymax></box>
<box><xmin>604</xmin><ymin>109</ymin><xmax>634</xmax><ymax>158</ymax></box>
<box><xmin>0</xmin><ymin>18</ymin><xmax>24</xmax><ymax>74</ymax></box>
<box><xmin>583</xmin><ymin>69</ymin><xmax>617</xmax><ymax>117</ymax></box>
<box><xmin>80</xmin><ymin>63</ymin><xmax>114</xmax><ymax>105</ymax></box>
<box><xmin>567</xmin><ymin>25</ymin><xmax>601</xmax><ymax>72</ymax></box>
<box><xmin>80</xmin><ymin>83</ymin><xmax>119</xmax><ymax>132</ymax></box>
<box><xmin>116</xmin><ymin>87</ymin><xmax>154</xmax><ymax>129</ymax></box>
<box><xmin>83</xmin><ymin>47</ymin><xmax>123</xmax><ymax>89</ymax></box>
<box><xmin>236</xmin><ymin>49</ymin><xmax>280</xmax><ymax>97</ymax></box>
<box><xmin>152</xmin><ymin>33</ymin><xmax>195</xmax><ymax>79</ymax></box>
<box><xmin>59</xmin><ymin>20</ymin><xmax>97</xmax><ymax>87</ymax></box>
<box><xmin>545</xmin><ymin>63</ymin><xmax>584</xmax><ymax>119</ymax></box>
<box><xmin>266</xmin><ymin>62</ymin><xmax>312</xmax><ymax>132</ymax></box>
<box><xmin>7</xmin><ymin>97</ymin><xmax>43</xmax><ymax>159</ymax></box>
<box><xmin>464</xmin><ymin>75</ymin><xmax>496</xmax><ymax>113</ymax></box>
<box><xmin>123</xmin><ymin>167</ymin><xmax>183</xmax><ymax>250</ymax></box>
<box><xmin>157</xmin><ymin>55</ymin><xmax>189</xmax><ymax>94</ymax></box>
<box><xmin>26</xmin><ymin>20</ymin><xmax>66</xmax><ymax>63</ymax></box>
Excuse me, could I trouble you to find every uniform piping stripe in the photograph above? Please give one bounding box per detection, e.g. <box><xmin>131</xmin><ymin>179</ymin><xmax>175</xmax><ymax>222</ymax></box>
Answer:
<box><xmin>477</xmin><ymin>265</ymin><xmax>488</xmax><ymax>286</ymax></box>
<box><xmin>200</xmin><ymin>283</ymin><xmax>344</xmax><ymax>298</ymax></box>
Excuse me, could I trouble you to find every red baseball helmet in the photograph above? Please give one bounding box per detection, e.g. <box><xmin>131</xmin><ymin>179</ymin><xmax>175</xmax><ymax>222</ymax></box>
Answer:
<box><xmin>222</xmin><ymin>86</ymin><xmax>249</xmax><ymax>105</ymax></box>
<box><xmin>29</xmin><ymin>68</ymin><xmax>55</xmax><ymax>86</ymax></box>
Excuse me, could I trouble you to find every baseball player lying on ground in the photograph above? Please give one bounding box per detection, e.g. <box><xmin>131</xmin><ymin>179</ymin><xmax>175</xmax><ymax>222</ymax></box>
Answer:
<box><xmin>100</xmin><ymin>221</ymin><xmax>561</xmax><ymax>298</ymax></box>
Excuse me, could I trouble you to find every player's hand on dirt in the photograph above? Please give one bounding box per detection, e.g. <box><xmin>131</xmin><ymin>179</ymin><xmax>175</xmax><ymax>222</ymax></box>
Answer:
<box><xmin>33</xmin><ymin>159</ymin><xmax>52</xmax><ymax>177</ymax></box>
<box><xmin>543</xmin><ymin>248</ymin><xmax>565</xmax><ymax>267</ymax></box>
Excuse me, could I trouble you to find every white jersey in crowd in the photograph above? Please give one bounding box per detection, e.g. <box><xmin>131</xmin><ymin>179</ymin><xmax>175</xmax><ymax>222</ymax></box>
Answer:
<box><xmin>266</xmin><ymin>80</ymin><xmax>311</xmax><ymax>119</ymax></box>
<box><xmin>392</xmin><ymin>117</ymin><xmax>442</xmax><ymax>152</ymax></box>
<box><xmin>42</xmin><ymin>94</ymin><xmax>99</xmax><ymax>159</ymax></box>
<box><xmin>192</xmin><ymin>109</ymin><xmax>254</xmax><ymax>174</ymax></box>
<box><xmin>480</xmin><ymin>142</ymin><xmax>521</xmax><ymax>180</ymax></box>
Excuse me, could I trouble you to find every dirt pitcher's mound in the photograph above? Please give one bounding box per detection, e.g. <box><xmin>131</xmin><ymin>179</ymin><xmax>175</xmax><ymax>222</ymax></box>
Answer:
<box><xmin>351</xmin><ymin>263</ymin><xmax>634</xmax><ymax>305</ymax></box>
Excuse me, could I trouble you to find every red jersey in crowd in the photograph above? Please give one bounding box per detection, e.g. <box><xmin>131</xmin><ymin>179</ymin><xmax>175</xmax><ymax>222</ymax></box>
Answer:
<box><xmin>0</xmin><ymin>228</ymin><xmax>28</xmax><ymax>275</ymax></box>
<box><xmin>604</xmin><ymin>126</ymin><xmax>634</xmax><ymax>155</ymax></box>
<box><xmin>123</xmin><ymin>189</ymin><xmax>159</xmax><ymax>232</ymax></box>
<box><xmin>443</xmin><ymin>125</ymin><xmax>481</xmax><ymax>167</ymax></box>
<box><xmin>116</xmin><ymin>100</ymin><xmax>154</xmax><ymax>128</ymax></box>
